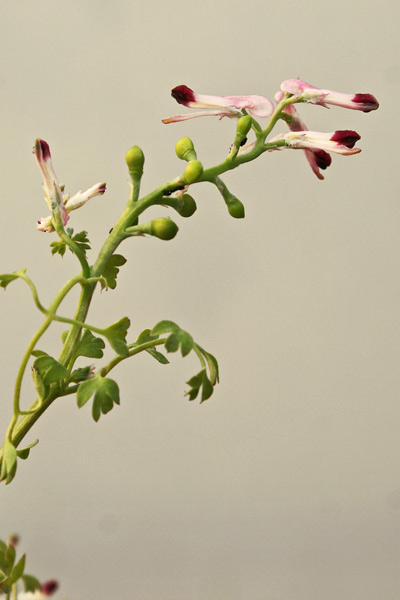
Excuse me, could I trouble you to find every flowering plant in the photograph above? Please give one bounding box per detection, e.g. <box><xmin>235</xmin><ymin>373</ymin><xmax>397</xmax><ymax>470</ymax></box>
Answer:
<box><xmin>0</xmin><ymin>78</ymin><xmax>378</xmax><ymax>598</ymax></box>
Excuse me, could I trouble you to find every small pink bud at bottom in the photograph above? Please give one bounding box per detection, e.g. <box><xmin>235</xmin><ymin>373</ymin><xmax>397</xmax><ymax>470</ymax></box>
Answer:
<box><xmin>41</xmin><ymin>580</ymin><xmax>59</xmax><ymax>596</ymax></box>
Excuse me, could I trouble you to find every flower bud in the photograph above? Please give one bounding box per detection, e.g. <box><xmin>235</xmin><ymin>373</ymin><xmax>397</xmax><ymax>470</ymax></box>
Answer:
<box><xmin>150</xmin><ymin>218</ymin><xmax>179</xmax><ymax>240</ymax></box>
<box><xmin>175</xmin><ymin>137</ymin><xmax>197</xmax><ymax>161</ymax></box>
<box><xmin>226</xmin><ymin>197</ymin><xmax>245</xmax><ymax>219</ymax></box>
<box><xmin>177</xmin><ymin>193</ymin><xmax>197</xmax><ymax>218</ymax></box>
<box><xmin>125</xmin><ymin>145</ymin><xmax>145</xmax><ymax>174</ymax></box>
<box><xmin>182</xmin><ymin>160</ymin><xmax>203</xmax><ymax>185</ymax></box>
<box><xmin>236</xmin><ymin>115</ymin><xmax>252</xmax><ymax>138</ymax></box>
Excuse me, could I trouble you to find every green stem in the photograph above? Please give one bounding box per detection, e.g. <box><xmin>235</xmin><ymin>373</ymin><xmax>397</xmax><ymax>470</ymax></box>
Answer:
<box><xmin>99</xmin><ymin>338</ymin><xmax>167</xmax><ymax>377</ymax></box>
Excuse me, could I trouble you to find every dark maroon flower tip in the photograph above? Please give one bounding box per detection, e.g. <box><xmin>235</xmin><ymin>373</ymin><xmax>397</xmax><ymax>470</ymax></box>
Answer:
<box><xmin>353</xmin><ymin>93</ymin><xmax>379</xmax><ymax>112</ymax></box>
<box><xmin>331</xmin><ymin>130</ymin><xmax>361</xmax><ymax>148</ymax></box>
<box><xmin>313</xmin><ymin>149</ymin><xmax>332</xmax><ymax>170</ymax></box>
<box><xmin>41</xmin><ymin>580</ymin><xmax>59</xmax><ymax>596</ymax></box>
<box><xmin>171</xmin><ymin>85</ymin><xmax>196</xmax><ymax>106</ymax></box>
<box><xmin>34</xmin><ymin>139</ymin><xmax>51</xmax><ymax>160</ymax></box>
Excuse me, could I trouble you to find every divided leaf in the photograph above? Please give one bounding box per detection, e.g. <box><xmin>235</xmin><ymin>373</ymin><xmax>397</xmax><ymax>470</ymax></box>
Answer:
<box><xmin>103</xmin><ymin>317</ymin><xmax>130</xmax><ymax>356</ymax></box>
<box><xmin>185</xmin><ymin>369</ymin><xmax>214</xmax><ymax>403</ymax></box>
<box><xmin>50</xmin><ymin>228</ymin><xmax>91</xmax><ymax>257</ymax></box>
<box><xmin>73</xmin><ymin>329</ymin><xmax>105</xmax><ymax>360</ymax></box>
<box><xmin>101</xmin><ymin>254</ymin><xmax>127</xmax><ymax>290</ymax></box>
<box><xmin>22</xmin><ymin>574</ymin><xmax>42</xmax><ymax>594</ymax></box>
<box><xmin>77</xmin><ymin>376</ymin><xmax>120</xmax><ymax>422</ymax></box>
<box><xmin>151</xmin><ymin>320</ymin><xmax>193</xmax><ymax>357</ymax></box>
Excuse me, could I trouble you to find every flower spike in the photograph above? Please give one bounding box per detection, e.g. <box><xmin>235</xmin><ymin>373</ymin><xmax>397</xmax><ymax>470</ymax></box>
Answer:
<box><xmin>163</xmin><ymin>85</ymin><xmax>274</xmax><ymax>123</ymax></box>
<box><xmin>280</xmin><ymin>78</ymin><xmax>379</xmax><ymax>112</ymax></box>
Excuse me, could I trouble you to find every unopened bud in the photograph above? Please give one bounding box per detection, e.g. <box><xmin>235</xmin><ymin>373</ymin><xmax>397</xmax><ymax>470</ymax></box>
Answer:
<box><xmin>150</xmin><ymin>218</ymin><xmax>179</xmax><ymax>240</ymax></box>
<box><xmin>177</xmin><ymin>194</ymin><xmax>197</xmax><ymax>218</ymax></box>
<box><xmin>175</xmin><ymin>137</ymin><xmax>197</xmax><ymax>161</ymax></box>
<box><xmin>125</xmin><ymin>146</ymin><xmax>145</xmax><ymax>174</ymax></box>
<box><xmin>226</xmin><ymin>197</ymin><xmax>245</xmax><ymax>219</ymax></box>
<box><xmin>236</xmin><ymin>115</ymin><xmax>252</xmax><ymax>137</ymax></box>
<box><xmin>182</xmin><ymin>160</ymin><xmax>203</xmax><ymax>185</ymax></box>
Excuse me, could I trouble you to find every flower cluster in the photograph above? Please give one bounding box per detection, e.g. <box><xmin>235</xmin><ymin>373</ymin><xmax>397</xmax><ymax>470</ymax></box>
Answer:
<box><xmin>163</xmin><ymin>79</ymin><xmax>378</xmax><ymax>179</ymax></box>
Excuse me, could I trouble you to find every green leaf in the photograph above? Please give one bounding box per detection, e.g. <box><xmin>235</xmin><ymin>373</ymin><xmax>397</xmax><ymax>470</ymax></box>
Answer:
<box><xmin>77</xmin><ymin>376</ymin><xmax>120</xmax><ymax>422</ymax></box>
<box><xmin>50</xmin><ymin>239</ymin><xmax>67</xmax><ymax>257</ymax></box>
<box><xmin>185</xmin><ymin>369</ymin><xmax>214</xmax><ymax>403</ymax></box>
<box><xmin>69</xmin><ymin>366</ymin><xmax>93</xmax><ymax>383</ymax></box>
<box><xmin>0</xmin><ymin>440</ymin><xmax>17</xmax><ymax>484</ymax></box>
<box><xmin>165</xmin><ymin>332</ymin><xmax>180</xmax><ymax>353</ymax></box>
<box><xmin>145</xmin><ymin>348</ymin><xmax>169</xmax><ymax>364</ymax></box>
<box><xmin>151</xmin><ymin>320</ymin><xmax>179</xmax><ymax>336</ymax></box>
<box><xmin>22</xmin><ymin>574</ymin><xmax>42</xmax><ymax>594</ymax></box>
<box><xmin>71</xmin><ymin>230</ymin><xmax>91</xmax><ymax>254</ymax></box>
<box><xmin>31</xmin><ymin>363</ymin><xmax>49</xmax><ymax>401</ymax></box>
<box><xmin>103</xmin><ymin>317</ymin><xmax>130</xmax><ymax>356</ymax></box>
<box><xmin>0</xmin><ymin>268</ymin><xmax>26</xmax><ymax>290</ymax></box>
<box><xmin>16</xmin><ymin>440</ymin><xmax>39</xmax><ymax>460</ymax></box>
<box><xmin>9</xmin><ymin>553</ymin><xmax>25</xmax><ymax>585</ymax></box>
<box><xmin>101</xmin><ymin>254</ymin><xmax>127</xmax><ymax>290</ymax></box>
<box><xmin>32</xmin><ymin>355</ymin><xmax>69</xmax><ymax>385</ymax></box>
<box><xmin>4</xmin><ymin>545</ymin><xmax>15</xmax><ymax>572</ymax></box>
<box><xmin>151</xmin><ymin>321</ymin><xmax>193</xmax><ymax>357</ymax></box>
<box><xmin>0</xmin><ymin>541</ymin><xmax>6</xmax><ymax>554</ymax></box>
<box><xmin>73</xmin><ymin>329</ymin><xmax>105</xmax><ymax>360</ymax></box>
<box><xmin>135</xmin><ymin>328</ymin><xmax>158</xmax><ymax>344</ymax></box>
<box><xmin>76</xmin><ymin>378</ymin><xmax>98</xmax><ymax>408</ymax></box>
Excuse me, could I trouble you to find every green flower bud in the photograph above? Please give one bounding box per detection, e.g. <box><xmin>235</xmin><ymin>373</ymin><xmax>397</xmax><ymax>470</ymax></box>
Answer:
<box><xmin>175</xmin><ymin>137</ymin><xmax>197</xmax><ymax>162</ymax></box>
<box><xmin>226</xmin><ymin>197</ymin><xmax>245</xmax><ymax>219</ymax></box>
<box><xmin>182</xmin><ymin>160</ymin><xmax>203</xmax><ymax>185</ymax></box>
<box><xmin>125</xmin><ymin>145</ymin><xmax>145</xmax><ymax>174</ymax></box>
<box><xmin>177</xmin><ymin>194</ymin><xmax>197</xmax><ymax>218</ymax></box>
<box><xmin>150</xmin><ymin>218</ymin><xmax>179</xmax><ymax>240</ymax></box>
<box><xmin>236</xmin><ymin>115</ymin><xmax>252</xmax><ymax>137</ymax></box>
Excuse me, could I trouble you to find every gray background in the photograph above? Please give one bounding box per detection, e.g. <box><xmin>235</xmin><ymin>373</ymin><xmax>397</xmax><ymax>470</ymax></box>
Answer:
<box><xmin>0</xmin><ymin>1</ymin><xmax>399</xmax><ymax>599</ymax></box>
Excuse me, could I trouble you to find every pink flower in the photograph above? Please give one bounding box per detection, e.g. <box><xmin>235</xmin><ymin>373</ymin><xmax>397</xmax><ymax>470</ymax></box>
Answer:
<box><xmin>280</xmin><ymin>78</ymin><xmax>379</xmax><ymax>112</ymax></box>
<box><xmin>269</xmin><ymin>129</ymin><xmax>361</xmax><ymax>155</ymax></box>
<box><xmin>162</xmin><ymin>85</ymin><xmax>274</xmax><ymax>123</ymax></box>
<box><xmin>33</xmin><ymin>139</ymin><xmax>69</xmax><ymax>230</ymax></box>
<box><xmin>34</xmin><ymin>140</ymin><xmax>106</xmax><ymax>233</ymax></box>
<box><xmin>274</xmin><ymin>91</ymin><xmax>331</xmax><ymax>179</ymax></box>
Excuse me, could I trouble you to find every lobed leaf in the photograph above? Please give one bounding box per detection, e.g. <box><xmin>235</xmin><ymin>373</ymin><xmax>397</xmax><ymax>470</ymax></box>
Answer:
<box><xmin>101</xmin><ymin>254</ymin><xmax>127</xmax><ymax>290</ymax></box>
<box><xmin>0</xmin><ymin>269</ymin><xmax>27</xmax><ymax>290</ymax></box>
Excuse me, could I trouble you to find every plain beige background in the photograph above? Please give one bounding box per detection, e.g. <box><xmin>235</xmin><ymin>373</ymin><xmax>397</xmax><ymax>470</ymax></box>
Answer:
<box><xmin>0</xmin><ymin>1</ymin><xmax>399</xmax><ymax>599</ymax></box>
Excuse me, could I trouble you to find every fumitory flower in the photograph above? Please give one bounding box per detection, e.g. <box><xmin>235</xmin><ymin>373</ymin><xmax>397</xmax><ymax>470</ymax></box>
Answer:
<box><xmin>275</xmin><ymin>90</ymin><xmax>331</xmax><ymax>179</ymax></box>
<box><xmin>268</xmin><ymin>130</ymin><xmax>362</xmax><ymax>155</ymax></box>
<box><xmin>162</xmin><ymin>85</ymin><xmax>274</xmax><ymax>123</ymax></box>
<box><xmin>34</xmin><ymin>139</ymin><xmax>106</xmax><ymax>233</ymax></box>
<box><xmin>280</xmin><ymin>78</ymin><xmax>379</xmax><ymax>112</ymax></box>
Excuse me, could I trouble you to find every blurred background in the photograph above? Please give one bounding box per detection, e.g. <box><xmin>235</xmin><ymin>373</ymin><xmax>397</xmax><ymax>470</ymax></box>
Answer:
<box><xmin>0</xmin><ymin>1</ymin><xmax>399</xmax><ymax>599</ymax></box>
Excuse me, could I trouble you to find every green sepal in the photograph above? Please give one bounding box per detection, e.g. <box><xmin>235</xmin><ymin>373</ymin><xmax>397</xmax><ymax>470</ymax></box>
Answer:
<box><xmin>77</xmin><ymin>376</ymin><xmax>120</xmax><ymax>422</ymax></box>
<box><xmin>72</xmin><ymin>329</ymin><xmax>105</xmax><ymax>360</ymax></box>
<box><xmin>0</xmin><ymin>268</ymin><xmax>27</xmax><ymax>289</ymax></box>
<box><xmin>16</xmin><ymin>439</ymin><xmax>39</xmax><ymax>460</ymax></box>
<box><xmin>22</xmin><ymin>574</ymin><xmax>42</xmax><ymax>594</ymax></box>
<box><xmin>32</xmin><ymin>354</ymin><xmax>69</xmax><ymax>384</ymax></box>
<box><xmin>103</xmin><ymin>317</ymin><xmax>130</xmax><ymax>356</ymax></box>
<box><xmin>101</xmin><ymin>254</ymin><xmax>127</xmax><ymax>290</ymax></box>
<box><xmin>185</xmin><ymin>369</ymin><xmax>214</xmax><ymax>403</ymax></box>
